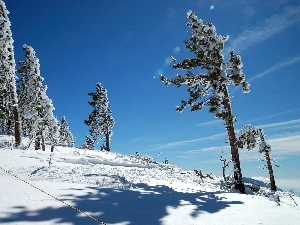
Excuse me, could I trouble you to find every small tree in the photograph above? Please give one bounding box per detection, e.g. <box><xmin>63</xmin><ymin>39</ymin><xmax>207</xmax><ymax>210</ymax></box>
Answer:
<box><xmin>58</xmin><ymin>116</ymin><xmax>75</xmax><ymax>147</ymax></box>
<box><xmin>236</xmin><ymin>125</ymin><xmax>277</xmax><ymax>191</ymax></box>
<box><xmin>81</xmin><ymin>135</ymin><xmax>94</xmax><ymax>150</ymax></box>
<box><xmin>0</xmin><ymin>0</ymin><xmax>21</xmax><ymax>146</ymax></box>
<box><xmin>160</xmin><ymin>11</ymin><xmax>250</xmax><ymax>193</ymax></box>
<box><xmin>84</xmin><ymin>83</ymin><xmax>114</xmax><ymax>151</ymax></box>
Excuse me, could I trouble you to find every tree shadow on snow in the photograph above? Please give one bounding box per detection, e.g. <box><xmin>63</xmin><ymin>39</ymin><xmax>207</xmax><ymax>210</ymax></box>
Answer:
<box><xmin>0</xmin><ymin>183</ymin><xmax>243</xmax><ymax>225</ymax></box>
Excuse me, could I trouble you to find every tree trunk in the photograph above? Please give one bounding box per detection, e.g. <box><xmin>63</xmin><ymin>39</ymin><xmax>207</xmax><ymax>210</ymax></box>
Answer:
<box><xmin>265</xmin><ymin>151</ymin><xmax>276</xmax><ymax>191</ymax></box>
<box><xmin>105</xmin><ymin>133</ymin><xmax>110</xmax><ymax>152</ymax></box>
<box><xmin>35</xmin><ymin>132</ymin><xmax>41</xmax><ymax>150</ymax></box>
<box><xmin>260</xmin><ymin>134</ymin><xmax>276</xmax><ymax>191</ymax></box>
<box><xmin>41</xmin><ymin>134</ymin><xmax>45</xmax><ymax>151</ymax></box>
<box><xmin>12</xmin><ymin>104</ymin><xmax>21</xmax><ymax>147</ymax></box>
<box><xmin>222</xmin><ymin>85</ymin><xmax>245</xmax><ymax>193</ymax></box>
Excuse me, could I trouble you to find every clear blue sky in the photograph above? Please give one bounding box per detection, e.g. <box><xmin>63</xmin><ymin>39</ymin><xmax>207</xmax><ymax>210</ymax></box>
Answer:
<box><xmin>6</xmin><ymin>0</ymin><xmax>300</xmax><ymax>192</ymax></box>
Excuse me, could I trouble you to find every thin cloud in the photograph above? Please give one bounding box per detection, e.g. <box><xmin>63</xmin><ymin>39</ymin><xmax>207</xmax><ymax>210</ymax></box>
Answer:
<box><xmin>257</xmin><ymin>119</ymin><xmax>300</xmax><ymax>130</ymax></box>
<box><xmin>184</xmin><ymin>145</ymin><xmax>228</xmax><ymax>154</ymax></box>
<box><xmin>269</xmin><ymin>134</ymin><xmax>300</xmax><ymax>155</ymax></box>
<box><xmin>144</xmin><ymin>133</ymin><xmax>225</xmax><ymax>152</ymax></box>
<box><xmin>181</xmin><ymin>119</ymin><xmax>300</xmax><ymax>158</ymax></box>
<box><xmin>249</xmin><ymin>55</ymin><xmax>300</xmax><ymax>81</ymax></box>
<box><xmin>197</xmin><ymin>120</ymin><xmax>223</xmax><ymax>127</ymax></box>
<box><xmin>237</xmin><ymin>109</ymin><xmax>299</xmax><ymax>125</ymax></box>
<box><xmin>226</xmin><ymin>5</ymin><xmax>300</xmax><ymax>54</ymax></box>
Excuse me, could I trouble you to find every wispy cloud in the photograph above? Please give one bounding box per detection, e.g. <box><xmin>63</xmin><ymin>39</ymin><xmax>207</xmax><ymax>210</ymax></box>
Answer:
<box><xmin>197</xmin><ymin>120</ymin><xmax>223</xmax><ymax>127</ymax></box>
<box><xmin>257</xmin><ymin>119</ymin><xmax>300</xmax><ymax>132</ymax></box>
<box><xmin>226</xmin><ymin>6</ymin><xmax>300</xmax><ymax>54</ymax></box>
<box><xmin>180</xmin><ymin>119</ymin><xmax>300</xmax><ymax>159</ymax></box>
<box><xmin>249</xmin><ymin>55</ymin><xmax>300</xmax><ymax>81</ymax></box>
<box><xmin>144</xmin><ymin>133</ymin><xmax>225</xmax><ymax>152</ymax></box>
<box><xmin>183</xmin><ymin>145</ymin><xmax>228</xmax><ymax>154</ymax></box>
<box><xmin>237</xmin><ymin>109</ymin><xmax>299</xmax><ymax>125</ymax></box>
<box><xmin>269</xmin><ymin>134</ymin><xmax>300</xmax><ymax>155</ymax></box>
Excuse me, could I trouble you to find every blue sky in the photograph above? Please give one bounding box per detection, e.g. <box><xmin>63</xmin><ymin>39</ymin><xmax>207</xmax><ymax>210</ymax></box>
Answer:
<box><xmin>6</xmin><ymin>0</ymin><xmax>300</xmax><ymax>192</ymax></box>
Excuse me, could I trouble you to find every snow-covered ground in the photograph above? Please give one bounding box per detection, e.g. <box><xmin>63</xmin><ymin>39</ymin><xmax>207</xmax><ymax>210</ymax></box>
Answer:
<box><xmin>0</xmin><ymin>136</ymin><xmax>299</xmax><ymax>225</ymax></box>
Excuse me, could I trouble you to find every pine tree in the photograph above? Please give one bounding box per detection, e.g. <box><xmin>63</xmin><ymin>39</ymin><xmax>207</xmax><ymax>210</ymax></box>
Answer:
<box><xmin>236</xmin><ymin>125</ymin><xmax>277</xmax><ymax>191</ymax></box>
<box><xmin>81</xmin><ymin>135</ymin><xmax>94</xmax><ymax>150</ymax></box>
<box><xmin>84</xmin><ymin>83</ymin><xmax>114</xmax><ymax>151</ymax></box>
<box><xmin>59</xmin><ymin>116</ymin><xmax>75</xmax><ymax>147</ymax></box>
<box><xmin>34</xmin><ymin>84</ymin><xmax>59</xmax><ymax>152</ymax></box>
<box><xmin>160</xmin><ymin>11</ymin><xmax>250</xmax><ymax>193</ymax></box>
<box><xmin>0</xmin><ymin>0</ymin><xmax>21</xmax><ymax>146</ymax></box>
<box><xmin>17</xmin><ymin>44</ymin><xmax>59</xmax><ymax>151</ymax></box>
<box><xmin>17</xmin><ymin>44</ymin><xmax>44</xmax><ymax>137</ymax></box>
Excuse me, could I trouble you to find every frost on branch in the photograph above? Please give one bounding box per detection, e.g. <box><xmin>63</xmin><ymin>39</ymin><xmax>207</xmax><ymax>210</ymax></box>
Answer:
<box><xmin>236</xmin><ymin>125</ymin><xmax>277</xmax><ymax>191</ymax></box>
<box><xmin>160</xmin><ymin>10</ymin><xmax>250</xmax><ymax>117</ymax></box>
<box><xmin>84</xmin><ymin>83</ymin><xmax>114</xmax><ymax>152</ymax></box>
<box><xmin>160</xmin><ymin>10</ymin><xmax>251</xmax><ymax>193</ymax></box>
<box><xmin>17</xmin><ymin>45</ymin><xmax>59</xmax><ymax>151</ymax></box>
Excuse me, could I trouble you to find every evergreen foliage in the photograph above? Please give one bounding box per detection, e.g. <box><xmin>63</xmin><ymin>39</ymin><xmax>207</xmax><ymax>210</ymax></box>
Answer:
<box><xmin>0</xmin><ymin>0</ymin><xmax>21</xmax><ymax>145</ymax></box>
<box><xmin>17</xmin><ymin>44</ymin><xmax>44</xmax><ymax>136</ymax></box>
<box><xmin>81</xmin><ymin>135</ymin><xmax>94</xmax><ymax>150</ymax></box>
<box><xmin>160</xmin><ymin>10</ymin><xmax>250</xmax><ymax>193</ymax></box>
<box><xmin>58</xmin><ymin>116</ymin><xmax>75</xmax><ymax>147</ymax></box>
<box><xmin>236</xmin><ymin>125</ymin><xmax>277</xmax><ymax>191</ymax></box>
<box><xmin>17</xmin><ymin>44</ymin><xmax>59</xmax><ymax>151</ymax></box>
<box><xmin>84</xmin><ymin>83</ymin><xmax>114</xmax><ymax>151</ymax></box>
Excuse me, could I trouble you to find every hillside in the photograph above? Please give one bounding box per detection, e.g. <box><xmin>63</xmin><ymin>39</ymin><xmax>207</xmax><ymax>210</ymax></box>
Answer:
<box><xmin>0</xmin><ymin>135</ymin><xmax>299</xmax><ymax>225</ymax></box>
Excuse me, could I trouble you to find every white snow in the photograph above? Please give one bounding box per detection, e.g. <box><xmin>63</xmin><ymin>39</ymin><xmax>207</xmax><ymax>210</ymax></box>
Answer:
<box><xmin>0</xmin><ymin>136</ymin><xmax>299</xmax><ymax>225</ymax></box>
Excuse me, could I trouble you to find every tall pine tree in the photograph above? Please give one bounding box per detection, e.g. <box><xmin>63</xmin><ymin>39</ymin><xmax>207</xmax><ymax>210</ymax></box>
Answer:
<box><xmin>17</xmin><ymin>44</ymin><xmax>44</xmax><ymax>137</ymax></box>
<box><xmin>84</xmin><ymin>83</ymin><xmax>114</xmax><ymax>151</ymax></box>
<box><xmin>0</xmin><ymin>0</ymin><xmax>21</xmax><ymax>146</ymax></box>
<box><xmin>17</xmin><ymin>44</ymin><xmax>59</xmax><ymax>151</ymax></box>
<box><xmin>160</xmin><ymin>11</ymin><xmax>250</xmax><ymax>193</ymax></box>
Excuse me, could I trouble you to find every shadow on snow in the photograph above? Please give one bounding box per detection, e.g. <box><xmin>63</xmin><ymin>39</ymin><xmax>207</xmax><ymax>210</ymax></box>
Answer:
<box><xmin>0</xmin><ymin>183</ymin><xmax>243</xmax><ymax>225</ymax></box>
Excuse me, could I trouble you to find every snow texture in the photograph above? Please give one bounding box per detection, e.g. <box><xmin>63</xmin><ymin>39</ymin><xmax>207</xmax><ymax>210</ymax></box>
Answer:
<box><xmin>0</xmin><ymin>135</ymin><xmax>299</xmax><ymax>225</ymax></box>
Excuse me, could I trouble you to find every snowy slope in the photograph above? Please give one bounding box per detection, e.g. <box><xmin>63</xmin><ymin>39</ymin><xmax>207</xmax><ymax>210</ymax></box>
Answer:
<box><xmin>0</xmin><ymin>136</ymin><xmax>299</xmax><ymax>225</ymax></box>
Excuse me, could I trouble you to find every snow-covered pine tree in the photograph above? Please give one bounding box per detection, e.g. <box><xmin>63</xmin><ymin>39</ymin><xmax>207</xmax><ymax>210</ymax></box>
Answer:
<box><xmin>17</xmin><ymin>44</ymin><xmax>44</xmax><ymax>137</ymax></box>
<box><xmin>84</xmin><ymin>83</ymin><xmax>114</xmax><ymax>151</ymax></box>
<box><xmin>35</xmin><ymin>84</ymin><xmax>59</xmax><ymax>152</ymax></box>
<box><xmin>0</xmin><ymin>0</ymin><xmax>21</xmax><ymax>146</ymax></box>
<box><xmin>58</xmin><ymin>116</ymin><xmax>75</xmax><ymax>147</ymax></box>
<box><xmin>17</xmin><ymin>44</ymin><xmax>59</xmax><ymax>151</ymax></box>
<box><xmin>81</xmin><ymin>135</ymin><xmax>94</xmax><ymax>150</ymax></box>
<box><xmin>236</xmin><ymin>125</ymin><xmax>277</xmax><ymax>191</ymax></box>
<box><xmin>160</xmin><ymin>11</ymin><xmax>250</xmax><ymax>193</ymax></box>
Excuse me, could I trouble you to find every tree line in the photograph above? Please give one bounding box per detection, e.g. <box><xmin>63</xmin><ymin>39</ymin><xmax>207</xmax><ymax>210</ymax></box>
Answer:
<box><xmin>0</xmin><ymin>0</ymin><xmax>113</xmax><ymax>152</ymax></box>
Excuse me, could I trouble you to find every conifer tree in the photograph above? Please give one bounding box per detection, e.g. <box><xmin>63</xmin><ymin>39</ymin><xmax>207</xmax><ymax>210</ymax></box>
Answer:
<box><xmin>236</xmin><ymin>125</ymin><xmax>277</xmax><ymax>191</ymax></box>
<box><xmin>160</xmin><ymin>11</ymin><xmax>250</xmax><ymax>193</ymax></box>
<box><xmin>17</xmin><ymin>44</ymin><xmax>59</xmax><ymax>151</ymax></box>
<box><xmin>59</xmin><ymin>116</ymin><xmax>75</xmax><ymax>147</ymax></box>
<box><xmin>84</xmin><ymin>83</ymin><xmax>114</xmax><ymax>151</ymax></box>
<box><xmin>0</xmin><ymin>0</ymin><xmax>21</xmax><ymax>146</ymax></box>
<box><xmin>81</xmin><ymin>135</ymin><xmax>94</xmax><ymax>150</ymax></box>
<box><xmin>17</xmin><ymin>45</ymin><xmax>44</xmax><ymax>137</ymax></box>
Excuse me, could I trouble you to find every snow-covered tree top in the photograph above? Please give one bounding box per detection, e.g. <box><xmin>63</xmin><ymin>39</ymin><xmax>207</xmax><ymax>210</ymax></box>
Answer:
<box><xmin>0</xmin><ymin>0</ymin><xmax>16</xmax><ymax>77</ymax></box>
<box><xmin>160</xmin><ymin>10</ymin><xmax>250</xmax><ymax>119</ymax></box>
<box><xmin>236</xmin><ymin>124</ymin><xmax>271</xmax><ymax>153</ymax></box>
